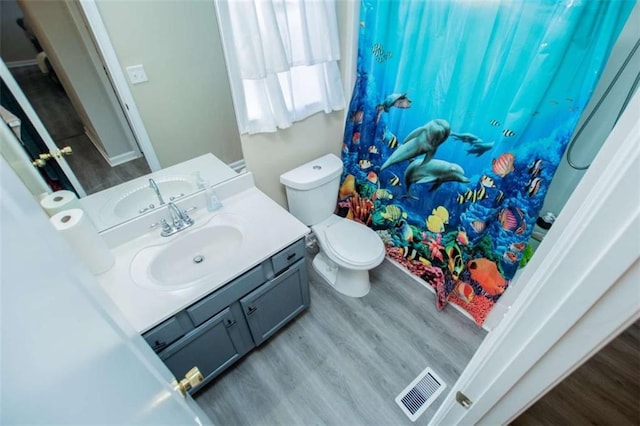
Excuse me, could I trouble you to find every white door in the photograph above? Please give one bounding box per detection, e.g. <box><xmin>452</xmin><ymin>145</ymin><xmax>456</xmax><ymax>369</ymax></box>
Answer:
<box><xmin>0</xmin><ymin>58</ymin><xmax>86</xmax><ymax>196</ymax></box>
<box><xmin>0</xmin><ymin>156</ymin><xmax>210</xmax><ymax>424</ymax></box>
<box><xmin>429</xmin><ymin>89</ymin><xmax>640</xmax><ymax>425</ymax></box>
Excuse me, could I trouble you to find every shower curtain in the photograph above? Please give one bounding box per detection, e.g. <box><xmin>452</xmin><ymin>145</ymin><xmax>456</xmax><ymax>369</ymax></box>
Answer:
<box><xmin>339</xmin><ymin>0</ymin><xmax>634</xmax><ymax>326</ymax></box>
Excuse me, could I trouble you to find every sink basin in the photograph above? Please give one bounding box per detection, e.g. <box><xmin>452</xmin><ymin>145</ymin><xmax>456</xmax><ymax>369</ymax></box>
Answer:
<box><xmin>112</xmin><ymin>177</ymin><xmax>194</xmax><ymax>219</ymax></box>
<box><xmin>130</xmin><ymin>215</ymin><xmax>245</xmax><ymax>290</ymax></box>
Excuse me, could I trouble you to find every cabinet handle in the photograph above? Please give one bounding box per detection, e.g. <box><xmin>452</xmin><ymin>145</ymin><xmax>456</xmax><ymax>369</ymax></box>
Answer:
<box><xmin>246</xmin><ymin>306</ymin><xmax>257</xmax><ymax>315</ymax></box>
<box><xmin>224</xmin><ymin>318</ymin><xmax>236</xmax><ymax>328</ymax></box>
<box><xmin>286</xmin><ymin>253</ymin><xmax>296</xmax><ymax>261</ymax></box>
<box><xmin>152</xmin><ymin>340</ymin><xmax>167</xmax><ymax>352</ymax></box>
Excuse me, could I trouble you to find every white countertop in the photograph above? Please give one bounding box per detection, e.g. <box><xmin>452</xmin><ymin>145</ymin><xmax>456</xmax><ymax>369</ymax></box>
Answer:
<box><xmin>95</xmin><ymin>184</ymin><xmax>309</xmax><ymax>333</ymax></box>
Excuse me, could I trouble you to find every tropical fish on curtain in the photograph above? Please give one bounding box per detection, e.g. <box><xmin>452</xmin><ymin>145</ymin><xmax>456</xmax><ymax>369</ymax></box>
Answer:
<box><xmin>338</xmin><ymin>0</ymin><xmax>635</xmax><ymax>325</ymax></box>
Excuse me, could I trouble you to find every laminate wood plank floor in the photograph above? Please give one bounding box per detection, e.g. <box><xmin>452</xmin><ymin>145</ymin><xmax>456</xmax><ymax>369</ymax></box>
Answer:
<box><xmin>512</xmin><ymin>320</ymin><xmax>640</xmax><ymax>426</ymax></box>
<box><xmin>60</xmin><ymin>133</ymin><xmax>150</xmax><ymax>195</ymax></box>
<box><xmin>10</xmin><ymin>66</ymin><xmax>150</xmax><ymax>195</ymax></box>
<box><xmin>195</xmin><ymin>258</ymin><xmax>487</xmax><ymax>425</ymax></box>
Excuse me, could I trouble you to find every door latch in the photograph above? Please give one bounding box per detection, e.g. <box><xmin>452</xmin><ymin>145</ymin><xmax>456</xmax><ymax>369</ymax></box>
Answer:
<box><xmin>172</xmin><ymin>366</ymin><xmax>204</xmax><ymax>397</ymax></box>
<box><xmin>32</xmin><ymin>146</ymin><xmax>73</xmax><ymax>167</ymax></box>
<box><xmin>456</xmin><ymin>391</ymin><xmax>472</xmax><ymax>409</ymax></box>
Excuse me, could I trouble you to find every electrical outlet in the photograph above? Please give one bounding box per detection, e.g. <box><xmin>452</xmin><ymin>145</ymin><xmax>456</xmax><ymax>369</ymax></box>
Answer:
<box><xmin>126</xmin><ymin>65</ymin><xmax>148</xmax><ymax>84</ymax></box>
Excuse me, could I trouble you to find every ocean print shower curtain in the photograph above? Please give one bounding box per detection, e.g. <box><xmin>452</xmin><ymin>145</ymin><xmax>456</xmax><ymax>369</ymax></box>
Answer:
<box><xmin>339</xmin><ymin>0</ymin><xmax>634</xmax><ymax>325</ymax></box>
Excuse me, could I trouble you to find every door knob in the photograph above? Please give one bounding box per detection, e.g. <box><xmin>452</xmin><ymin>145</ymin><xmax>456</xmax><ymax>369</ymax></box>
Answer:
<box><xmin>31</xmin><ymin>146</ymin><xmax>73</xmax><ymax>168</ymax></box>
<box><xmin>172</xmin><ymin>366</ymin><xmax>204</xmax><ymax>397</ymax></box>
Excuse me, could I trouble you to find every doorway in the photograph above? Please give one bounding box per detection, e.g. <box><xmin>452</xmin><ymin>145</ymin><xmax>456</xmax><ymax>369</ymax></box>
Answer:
<box><xmin>9</xmin><ymin>64</ymin><xmax>150</xmax><ymax>195</ymax></box>
<box><xmin>1</xmin><ymin>0</ymin><xmax>151</xmax><ymax>195</ymax></box>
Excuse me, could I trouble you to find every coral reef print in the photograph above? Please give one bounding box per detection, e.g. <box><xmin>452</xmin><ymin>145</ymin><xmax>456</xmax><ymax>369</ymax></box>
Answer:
<box><xmin>338</xmin><ymin>0</ymin><xmax>633</xmax><ymax>325</ymax></box>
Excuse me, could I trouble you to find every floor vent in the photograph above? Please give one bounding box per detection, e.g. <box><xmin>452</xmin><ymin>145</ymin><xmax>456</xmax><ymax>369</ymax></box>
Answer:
<box><xmin>395</xmin><ymin>367</ymin><xmax>446</xmax><ymax>422</ymax></box>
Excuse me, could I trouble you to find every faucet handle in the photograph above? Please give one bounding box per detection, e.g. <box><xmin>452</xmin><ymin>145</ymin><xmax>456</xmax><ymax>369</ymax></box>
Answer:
<box><xmin>160</xmin><ymin>218</ymin><xmax>173</xmax><ymax>233</ymax></box>
<box><xmin>181</xmin><ymin>208</ymin><xmax>195</xmax><ymax>225</ymax></box>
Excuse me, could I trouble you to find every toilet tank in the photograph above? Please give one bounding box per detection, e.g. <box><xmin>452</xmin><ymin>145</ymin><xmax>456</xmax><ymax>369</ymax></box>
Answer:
<box><xmin>280</xmin><ymin>154</ymin><xmax>343</xmax><ymax>226</ymax></box>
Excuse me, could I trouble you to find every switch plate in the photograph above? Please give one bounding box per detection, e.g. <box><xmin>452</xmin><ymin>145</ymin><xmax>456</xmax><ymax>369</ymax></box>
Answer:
<box><xmin>126</xmin><ymin>64</ymin><xmax>148</xmax><ymax>84</ymax></box>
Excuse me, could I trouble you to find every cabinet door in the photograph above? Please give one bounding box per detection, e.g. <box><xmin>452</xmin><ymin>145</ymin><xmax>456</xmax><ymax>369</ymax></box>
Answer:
<box><xmin>159</xmin><ymin>307</ymin><xmax>247</xmax><ymax>393</ymax></box>
<box><xmin>240</xmin><ymin>258</ymin><xmax>309</xmax><ymax>346</ymax></box>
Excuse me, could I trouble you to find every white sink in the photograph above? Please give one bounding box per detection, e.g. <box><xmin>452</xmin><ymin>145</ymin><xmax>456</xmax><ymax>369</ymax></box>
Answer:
<box><xmin>129</xmin><ymin>214</ymin><xmax>245</xmax><ymax>290</ymax></box>
<box><xmin>112</xmin><ymin>177</ymin><xmax>194</xmax><ymax>219</ymax></box>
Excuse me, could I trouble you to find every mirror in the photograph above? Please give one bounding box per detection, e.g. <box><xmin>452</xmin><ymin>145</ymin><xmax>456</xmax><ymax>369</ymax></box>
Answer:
<box><xmin>78</xmin><ymin>153</ymin><xmax>240</xmax><ymax>231</ymax></box>
<box><xmin>0</xmin><ymin>0</ymin><xmax>244</xmax><ymax>230</ymax></box>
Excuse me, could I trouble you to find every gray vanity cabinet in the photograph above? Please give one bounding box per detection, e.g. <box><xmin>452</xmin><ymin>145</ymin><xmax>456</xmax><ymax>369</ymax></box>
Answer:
<box><xmin>241</xmin><ymin>258</ymin><xmax>309</xmax><ymax>346</ymax></box>
<box><xmin>159</xmin><ymin>306</ymin><xmax>250</xmax><ymax>392</ymax></box>
<box><xmin>142</xmin><ymin>238</ymin><xmax>309</xmax><ymax>393</ymax></box>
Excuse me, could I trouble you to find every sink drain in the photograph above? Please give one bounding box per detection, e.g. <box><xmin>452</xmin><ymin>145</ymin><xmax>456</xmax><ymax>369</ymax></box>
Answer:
<box><xmin>193</xmin><ymin>255</ymin><xmax>205</xmax><ymax>264</ymax></box>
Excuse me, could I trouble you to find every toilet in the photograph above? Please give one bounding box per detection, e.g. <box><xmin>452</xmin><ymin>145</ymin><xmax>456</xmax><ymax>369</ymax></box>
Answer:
<box><xmin>280</xmin><ymin>153</ymin><xmax>385</xmax><ymax>297</ymax></box>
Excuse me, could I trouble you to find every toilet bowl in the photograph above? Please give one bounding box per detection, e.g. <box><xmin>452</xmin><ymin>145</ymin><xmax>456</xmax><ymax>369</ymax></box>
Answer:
<box><xmin>311</xmin><ymin>214</ymin><xmax>385</xmax><ymax>297</ymax></box>
<box><xmin>280</xmin><ymin>153</ymin><xmax>386</xmax><ymax>298</ymax></box>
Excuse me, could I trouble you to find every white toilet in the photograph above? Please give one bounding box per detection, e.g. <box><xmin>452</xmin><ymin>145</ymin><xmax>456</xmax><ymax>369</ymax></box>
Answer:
<box><xmin>280</xmin><ymin>153</ymin><xmax>385</xmax><ymax>297</ymax></box>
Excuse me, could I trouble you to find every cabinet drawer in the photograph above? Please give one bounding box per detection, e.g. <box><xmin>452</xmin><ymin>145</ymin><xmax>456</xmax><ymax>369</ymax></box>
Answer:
<box><xmin>271</xmin><ymin>239</ymin><xmax>305</xmax><ymax>275</ymax></box>
<box><xmin>143</xmin><ymin>317</ymin><xmax>186</xmax><ymax>353</ymax></box>
<box><xmin>187</xmin><ymin>264</ymin><xmax>266</xmax><ymax>327</ymax></box>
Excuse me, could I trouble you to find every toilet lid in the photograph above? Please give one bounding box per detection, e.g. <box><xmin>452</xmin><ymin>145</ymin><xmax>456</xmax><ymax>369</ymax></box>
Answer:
<box><xmin>324</xmin><ymin>219</ymin><xmax>383</xmax><ymax>266</ymax></box>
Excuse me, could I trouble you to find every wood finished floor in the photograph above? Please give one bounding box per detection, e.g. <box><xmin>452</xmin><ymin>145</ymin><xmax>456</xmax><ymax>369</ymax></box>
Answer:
<box><xmin>512</xmin><ymin>320</ymin><xmax>640</xmax><ymax>426</ymax></box>
<box><xmin>10</xmin><ymin>65</ymin><xmax>149</xmax><ymax>195</ymax></box>
<box><xmin>195</xmin><ymin>258</ymin><xmax>487</xmax><ymax>425</ymax></box>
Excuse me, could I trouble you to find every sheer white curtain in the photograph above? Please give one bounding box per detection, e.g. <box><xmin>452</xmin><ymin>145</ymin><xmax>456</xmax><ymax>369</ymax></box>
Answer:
<box><xmin>215</xmin><ymin>0</ymin><xmax>346</xmax><ymax>134</ymax></box>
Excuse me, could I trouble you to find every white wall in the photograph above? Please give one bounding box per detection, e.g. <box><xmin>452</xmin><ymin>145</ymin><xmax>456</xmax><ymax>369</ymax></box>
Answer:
<box><xmin>0</xmin><ymin>0</ymin><xmax>37</xmax><ymax>64</ymax></box>
<box><xmin>96</xmin><ymin>0</ymin><xmax>243</xmax><ymax>169</ymax></box>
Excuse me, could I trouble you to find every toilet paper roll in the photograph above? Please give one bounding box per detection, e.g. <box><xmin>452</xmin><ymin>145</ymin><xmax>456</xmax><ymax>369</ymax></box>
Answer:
<box><xmin>41</xmin><ymin>190</ymin><xmax>81</xmax><ymax>216</ymax></box>
<box><xmin>50</xmin><ymin>209</ymin><xmax>115</xmax><ymax>275</ymax></box>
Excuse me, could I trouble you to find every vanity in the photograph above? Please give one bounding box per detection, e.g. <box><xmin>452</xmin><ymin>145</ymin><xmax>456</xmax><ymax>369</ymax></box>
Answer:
<box><xmin>90</xmin><ymin>162</ymin><xmax>310</xmax><ymax>393</ymax></box>
<box><xmin>143</xmin><ymin>238</ymin><xmax>308</xmax><ymax>393</ymax></box>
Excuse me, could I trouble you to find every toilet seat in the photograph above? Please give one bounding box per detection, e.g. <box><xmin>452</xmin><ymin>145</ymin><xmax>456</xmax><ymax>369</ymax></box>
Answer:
<box><xmin>313</xmin><ymin>215</ymin><xmax>385</xmax><ymax>270</ymax></box>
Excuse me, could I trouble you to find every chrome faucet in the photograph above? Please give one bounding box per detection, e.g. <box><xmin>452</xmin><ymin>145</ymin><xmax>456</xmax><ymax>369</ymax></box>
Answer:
<box><xmin>149</xmin><ymin>178</ymin><xmax>165</xmax><ymax>205</ymax></box>
<box><xmin>160</xmin><ymin>202</ymin><xmax>195</xmax><ymax>237</ymax></box>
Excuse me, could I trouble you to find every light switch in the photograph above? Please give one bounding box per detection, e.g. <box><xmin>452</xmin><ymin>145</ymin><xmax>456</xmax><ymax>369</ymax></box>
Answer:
<box><xmin>126</xmin><ymin>65</ymin><xmax>148</xmax><ymax>84</ymax></box>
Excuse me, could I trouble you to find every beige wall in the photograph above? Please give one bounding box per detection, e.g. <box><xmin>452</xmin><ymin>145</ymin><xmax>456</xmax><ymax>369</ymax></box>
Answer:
<box><xmin>95</xmin><ymin>0</ymin><xmax>357</xmax><ymax>206</ymax></box>
<box><xmin>96</xmin><ymin>1</ymin><xmax>243</xmax><ymax>169</ymax></box>
<box><xmin>241</xmin><ymin>112</ymin><xmax>346</xmax><ymax>207</ymax></box>
<box><xmin>240</xmin><ymin>0</ymin><xmax>359</xmax><ymax>207</ymax></box>
<box><xmin>18</xmin><ymin>0</ymin><xmax>133</xmax><ymax>159</ymax></box>
<box><xmin>0</xmin><ymin>0</ymin><xmax>37</xmax><ymax>63</ymax></box>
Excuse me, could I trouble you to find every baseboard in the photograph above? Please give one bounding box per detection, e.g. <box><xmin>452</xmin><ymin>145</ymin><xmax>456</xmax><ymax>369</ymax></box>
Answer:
<box><xmin>84</xmin><ymin>127</ymin><xmax>142</xmax><ymax>167</ymax></box>
<box><xmin>106</xmin><ymin>150</ymin><xmax>143</xmax><ymax>167</ymax></box>
<box><xmin>384</xmin><ymin>257</ymin><xmax>490</xmax><ymax>331</ymax></box>
<box><xmin>6</xmin><ymin>59</ymin><xmax>38</xmax><ymax>69</ymax></box>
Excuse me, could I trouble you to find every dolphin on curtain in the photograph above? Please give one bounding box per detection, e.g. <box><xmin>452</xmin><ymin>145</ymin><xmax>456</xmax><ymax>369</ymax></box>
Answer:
<box><xmin>403</xmin><ymin>159</ymin><xmax>470</xmax><ymax>199</ymax></box>
<box><xmin>380</xmin><ymin>118</ymin><xmax>451</xmax><ymax>171</ymax></box>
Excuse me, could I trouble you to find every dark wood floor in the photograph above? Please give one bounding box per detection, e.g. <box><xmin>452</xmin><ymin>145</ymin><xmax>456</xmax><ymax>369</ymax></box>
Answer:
<box><xmin>10</xmin><ymin>65</ymin><xmax>149</xmax><ymax>195</ymax></box>
<box><xmin>195</xmin><ymin>258</ymin><xmax>488</xmax><ymax>425</ymax></box>
<box><xmin>512</xmin><ymin>320</ymin><xmax>640</xmax><ymax>426</ymax></box>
